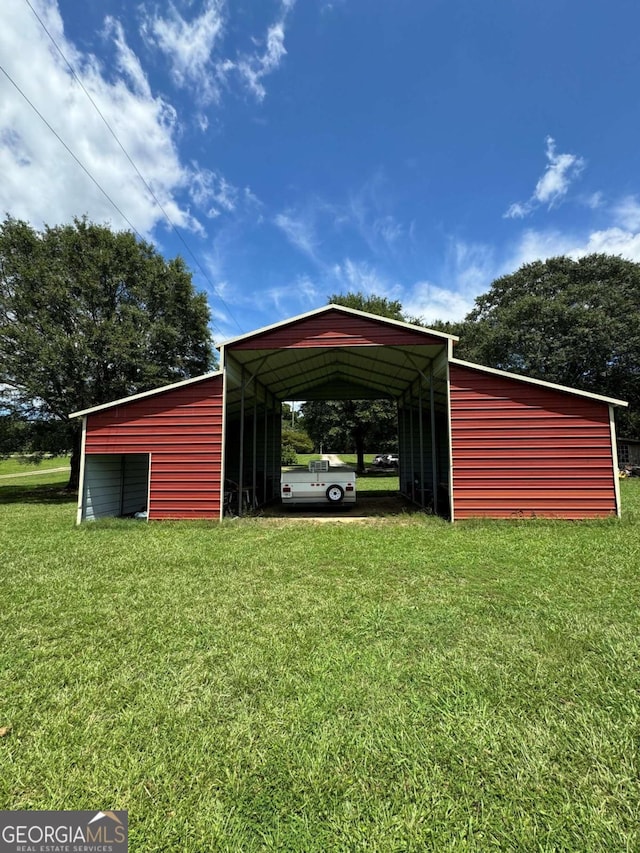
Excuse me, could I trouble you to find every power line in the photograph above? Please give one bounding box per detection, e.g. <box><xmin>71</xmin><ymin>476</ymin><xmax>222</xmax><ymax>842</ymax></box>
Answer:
<box><xmin>0</xmin><ymin>63</ymin><xmax>146</xmax><ymax>242</ymax></box>
<box><xmin>13</xmin><ymin>1</ymin><xmax>246</xmax><ymax>335</ymax></box>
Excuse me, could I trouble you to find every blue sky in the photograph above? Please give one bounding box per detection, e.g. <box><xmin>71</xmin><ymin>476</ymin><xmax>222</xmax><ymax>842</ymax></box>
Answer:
<box><xmin>2</xmin><ymin>0</ymin><xmax>640</xmax><ymax>342</ymax></box>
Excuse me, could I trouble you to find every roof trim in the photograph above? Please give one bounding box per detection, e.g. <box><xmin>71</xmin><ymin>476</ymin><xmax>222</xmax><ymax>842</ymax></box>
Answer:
<box><xmin>217</xmin><ymin>303</ymin><xmax>459</xmax><ymax>349</ymax></box>
<box><xmin>449</xmin><ymin>358</ymin><xmax>628</xmax><ymax>408</ymax></box>
<box><xmin>69</xmin><ymin>370</ymin><xmax>223</xmax><ymax>419</ymax></box>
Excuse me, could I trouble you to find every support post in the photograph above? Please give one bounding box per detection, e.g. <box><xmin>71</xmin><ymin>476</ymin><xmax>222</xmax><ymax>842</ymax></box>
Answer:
<box><xmin>409</xmin><ymin>397</ymin><xmax>415</xmax><ymax>503</ymax></box>
<box><xmin>252</xmin><ymin>394</ymin><xmax>258</xmax><ymax>509</ymax></box>
<box><xmin>430</xmin><ymin>364</ymin><xmax>438</xmax><ymax>515</ymax></box>
<box><xmin>273</xmin><ymin>396</ymin><xmax>278</xmax><ymax>499</ymax></box>
<box><xmin>418</xmin><ymin>384</ymin><xmax>425</xmax><ymax>508</ymax></box>
<box><xmin>264</xmin><ymin>399</ymin><xmax>269</xmax><ymax>503</ymax></box>
<box><xmin>238</xmin><ymin>367</ymin><xmax>245</xmax><ymax>517</ymax></box>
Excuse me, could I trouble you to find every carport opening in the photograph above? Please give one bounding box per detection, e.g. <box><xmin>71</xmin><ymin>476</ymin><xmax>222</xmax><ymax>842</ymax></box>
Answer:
<box><xmin>223</xmin><ymin>375</ymin><xmax>451</xmax><ymax>520</ymax></box>
<box><xmin>81</xmin><ymin>453</ymin><xmax>150</xmax><ymax>521</ymax></box>
<box><xmin>220</xmin><ymin>309</ymin><xmax>454</xmax><ymax>520</ymax></box>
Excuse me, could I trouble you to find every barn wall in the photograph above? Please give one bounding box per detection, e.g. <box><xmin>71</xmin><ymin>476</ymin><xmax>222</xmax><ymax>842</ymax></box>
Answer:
<box><xmin>84</xmin><ymin>375</ymin><xmax>223</xmax><ymax>519</ymax></box>
<box><xmin>231</xmin><ymin>308</ymin><xmax>446</xmax><ymax>349</ymax></box>
<box><xmin>449</xmin><ymin>364</ymin><xmax>617</xmax><ymax>519</ymax></box>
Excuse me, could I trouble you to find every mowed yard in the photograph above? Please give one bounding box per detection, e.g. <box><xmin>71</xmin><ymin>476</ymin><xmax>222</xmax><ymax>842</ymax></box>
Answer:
<box><xmin>1</xmin><ymin>463</ymin><xmax>639</xmax><ymax>852</ymax></box>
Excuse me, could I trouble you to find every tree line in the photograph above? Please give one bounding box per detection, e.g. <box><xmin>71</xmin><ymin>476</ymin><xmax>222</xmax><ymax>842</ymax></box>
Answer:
<box><xmin>1</xmin><ymin>215</ymin><xmax>638</xmax><ymax>486</ymax></box>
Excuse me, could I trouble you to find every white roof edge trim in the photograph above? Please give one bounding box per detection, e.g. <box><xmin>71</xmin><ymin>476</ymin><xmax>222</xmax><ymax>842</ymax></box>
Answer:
<box><xmin>217</xmin><ymin>303</ymin><xmax>459</xmax><ymax>349</ymax></box>
<box><xmin>69</xmin><ymin>370</ymin><xmax>223</xmax><ymax>418</ymax></box>
<box><xmin>449</xmin><ymin>358</ymin><xmax>628</xmax><ymax>408</ymax></box>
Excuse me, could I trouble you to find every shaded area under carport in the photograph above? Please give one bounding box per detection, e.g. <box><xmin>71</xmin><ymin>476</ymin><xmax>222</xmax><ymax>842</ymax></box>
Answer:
<box><xmin>257</xmin><ymin>492</ymin><xmax>432</xmax><ymax>520</ymax></box>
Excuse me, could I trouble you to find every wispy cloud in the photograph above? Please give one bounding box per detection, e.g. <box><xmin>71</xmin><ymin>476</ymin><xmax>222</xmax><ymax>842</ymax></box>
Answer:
<box><xmin>263</xmin><ymin>274</ymin><xmax>318</xmax><ymax>313</ymax></box>
<box><xmin>612</xmin><ymin>195</ymin><xmax>640</xmax><ymax>230</ymax></box>
<box><xmin>236</xmin><ymin>1</ymin><xmax>296</xmax><ymax>101</ymax></box>
<box><xmin>342</xmin><ymin>170</ymin><xmax>406</xmax><ymax>254</ymax></box>
<box><xmin>504</xmin><ymin>136</ymin><xmax>585</xmax><ymax>219</ymax></box>
<box><xmin>329</xmin><ymin>259</ymin><xmax>406</xmax><ymax>308</ymax></box>
<box><xmin>190</xmin><ymin>168</ymin><xmax>240</xmax><ymax>218</ymax></box>
<box><xmin>274</xmin><ymin>210</ymin><xmax>320</xmax><ymax>261</ymax></box>
<box><xmin>141</xmin><ymin>0</ymin><xmax>295</xmax><ymax>105</ymax></box>
<box><xmin>142</xmin><ymin>0</ymin><xmax>225</xmax><ymax>104</ymax></box>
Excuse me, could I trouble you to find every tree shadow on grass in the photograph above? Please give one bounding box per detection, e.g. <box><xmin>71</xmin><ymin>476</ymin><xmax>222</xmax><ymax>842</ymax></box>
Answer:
<box><xmin>0</xmin><ymin>483</ymin><xmax>77</xmax><ymax>505</ymax></box>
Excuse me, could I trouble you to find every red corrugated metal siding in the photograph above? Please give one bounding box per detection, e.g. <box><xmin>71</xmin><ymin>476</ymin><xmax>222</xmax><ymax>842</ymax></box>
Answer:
<box><xmin>84</xmin><ymin>376</ymin><xmax>223</xmax><ymax>519</ymax></box>
<box><xmin>230</xmin><ymin>309</ymin><xmax>444</xmax><ymax>349</ymax></box>
<box><xmin>450</xmin><ymin>364</ymin><xmax>616</xmax><ymax>519</ymax></box>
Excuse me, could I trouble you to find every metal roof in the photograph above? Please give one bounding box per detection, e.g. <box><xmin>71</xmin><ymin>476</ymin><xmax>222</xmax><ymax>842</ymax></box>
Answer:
<box><xmin>69</xmin><ymin>305</ymin><xmax>627</xmax><ymax>419</ymax></box>
<box><xmin>449</xmin><ymin>358</ymin><xmax>628</xmax><ymax>408</ymax></box>
<box><xmin>69</xmin><ymin>370</ymin><xmax>223</xmax><ymax>418</ymax></box>
<box><xmin>224</xmin><ymin>343</ymin><xmax>448</xmax><ymax>403</ymax></box>
<box><xmin>218</xmin><ymin>303</ymin><xmax>459</xmax><ymax>349</ymax></box>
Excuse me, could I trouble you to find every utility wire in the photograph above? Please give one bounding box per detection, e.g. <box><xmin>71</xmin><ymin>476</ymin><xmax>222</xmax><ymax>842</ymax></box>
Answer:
<box><xmin>0</xmin><ymin>63</ymin><xmax>146</xmax><ymax>242</ymax></box>
<box><xmin>17</xmin><ymin>0</ymin><xmax>246</xmax><ymax>335</ymax></box>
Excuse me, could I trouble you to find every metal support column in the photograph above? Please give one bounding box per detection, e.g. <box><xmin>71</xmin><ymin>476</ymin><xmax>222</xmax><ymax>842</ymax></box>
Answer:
<box><xmin>273</xmin><ymin>396</ymin><xmax>278</xmax><ymax>497</ymax></box>
<box><xmin>252</xmin><ymin>394</ymin><xmax>258</xmax><ymax>510</ymax></box>
<box><xmin>430</xmin><ymin>365</ymin><xmax>438</xmax><ymax>515</ymax></box>
<box><xmin>409</xmin><ymin>397</ymin><xmax>415</xmax><ymax>503</ymax></box>
<box><xmin>418</xmin><ymin>384</ymin><xmax>425</xmax><ymax>508</ymax></box>
<box><xmin>263</xmin><ymin>398</ymin><xmax>269</xmax><ymax>503</ymax></box>
<box><xmin>238</xmin><ymin>367</ymin><xmax>245</xmax><ymax>517</ymax></box>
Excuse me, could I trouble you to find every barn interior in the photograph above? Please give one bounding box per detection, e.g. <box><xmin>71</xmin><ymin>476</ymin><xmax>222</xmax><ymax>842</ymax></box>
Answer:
<box><xmin>221</xmin><ymin>335</ymin><xmax>452</xmax><ymax>518</ymax></box>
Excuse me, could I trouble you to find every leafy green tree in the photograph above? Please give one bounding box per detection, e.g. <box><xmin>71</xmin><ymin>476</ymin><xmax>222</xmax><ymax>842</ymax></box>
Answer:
<box><xmin>0</xmin><ymin>216</ymin><xmax>214</xmax><ymax>488</ymax></box>
<box><xmin>457</xmin><ymin>254</ymin><xmax>640</xmax><ymax>437</ymax></box>
<box><xmin>302</xmin><ymin>399</ymin><xmax>397</xmax><ymax>471</ymax></box>
<box><xmin>281</xmin><ymin>427</ymin><xmax>314</xmax><ymax>453</ymax></box>
<box><xmin>327</xmin><ymin>291</ymin><xmax>407</xmax><ymax>321</ymax></box>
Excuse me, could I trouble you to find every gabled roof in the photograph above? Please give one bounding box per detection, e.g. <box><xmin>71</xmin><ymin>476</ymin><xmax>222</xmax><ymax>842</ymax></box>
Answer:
<box><xmin>449</xmin><ymin>358</ymin><xmax>628</xmax><ymax>408</ymax></box>
<box><xmin>69</xmin><ymin>370</ymin><xmax>222</xmax><ymax>418</ymax></box>
<box><xmin>217</xmin><ymin>303</ymin><xmax>459</xmax><ymax>349</ymax></box>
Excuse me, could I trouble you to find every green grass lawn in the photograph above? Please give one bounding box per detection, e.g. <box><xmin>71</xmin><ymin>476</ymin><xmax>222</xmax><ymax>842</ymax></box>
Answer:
<box><xmin>0</xmin><ymin>454</ymin><xmax>70</xmax><ymax>476</ymax></box>
<box><xmin>1</xmin><ymin>474</ymin><xmax>639</xmax><ymax>851</ymax></box>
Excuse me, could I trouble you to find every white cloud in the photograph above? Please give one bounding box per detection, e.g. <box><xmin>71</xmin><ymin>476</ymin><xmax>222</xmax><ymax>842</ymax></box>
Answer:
<box><xmin>142</xmin><ymin>0</ymin><xmax>225</xmax><ymax>104</ymax></box>
<box><xmin>503</xmin><ymin>222</ymin><xmax>640</xmax><ymax>274</ymax></box>
<box><xmin>260</xmin><ymin>275</ymin><xmax>318</xmax><ymax>314</ymax></box>
<box><xmin>0</xmin><ymin>0</ymin><xmax>202</xmax><ymax>237</ymax></box>
<box><xmin>190</xmin><ymin>168</ymin><xmax>239</xmax><ymax>218</ymax></box>
<box><xmin>504</xmin><ymin>136</ymin><xmax>585</xmax><ymax>219</ymax></box>
<box><xmin>400</xmin><ymin>239</ymin><xmax>496</xmax><ymax>323</ymax></box>
<box><xmin>236</xmin><ymin>2</ymin><xmax>295</xmax><ymax>101</ymax></box>
<box><xmin>584</xmin><ymin>191</ymin><xmax>604</xmax><ymax>210</ymax></box>
<box><xmin>274</xmin><ymin>210</ymin><xmax>319</xmax><ymax>260</ymax></box>
<box><xmin>571</xmin><ymin>227</ymin><xmax>640</xmax><ymax>261</ymax></box>
<box><xmin>612</xmin><ymin>195</ymin><xmax>640</xmax><ymax>231</ymax></box>
<box><xmin>342</xmin><ymin>171</ymin><xmax>405</xmax><ymax>254</ymax></box>
<box><xmin>332</xmin><ymin>259</ymin><xmax>402</xmax><ymax>299</ymax></box>
<box><xmin>402</xmin><ymin>282</ymin><xmax>475</xmax><ymax>325</ymax></box>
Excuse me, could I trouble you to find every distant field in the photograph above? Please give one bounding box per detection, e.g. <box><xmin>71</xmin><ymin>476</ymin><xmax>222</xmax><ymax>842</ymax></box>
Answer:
<box><xmin>2</xmin><ymin>471</ymin><xmax>639</xmax><ymax>850</ymax></box>
<box><xmin>0</xmin><ymin>455</ymin><xmax>70</xmax><ymax>477</ymax></box>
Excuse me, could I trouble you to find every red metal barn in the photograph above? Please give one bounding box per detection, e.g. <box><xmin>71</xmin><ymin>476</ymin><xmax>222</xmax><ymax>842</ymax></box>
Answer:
<box><xmin>72</xmin><ymin>304</ymin><xmax>627</xmax><ymax>522</ymax></box>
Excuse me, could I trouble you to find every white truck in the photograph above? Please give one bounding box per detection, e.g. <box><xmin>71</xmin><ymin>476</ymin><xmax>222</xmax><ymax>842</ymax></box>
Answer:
<box><xmin>281</xmin><ymin>460</ymin><xmax>357</xmax><ymax>506</ymax></box>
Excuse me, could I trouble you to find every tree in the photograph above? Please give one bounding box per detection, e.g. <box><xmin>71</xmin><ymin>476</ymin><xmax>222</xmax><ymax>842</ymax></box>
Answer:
<box><xmin>328</xmin><ymin>290</ymin><xmax>407</xmax><ymax>321</ymax></box>
<box><xmin>302</xmin><ymin>399</ymin><xmax>397</xmax><ymax>469</ymax></box>
<box><xmin>0</xmin><ymin>216</ymin><xmax>214</xmax><ymax>488</ymax></box>
<box><xmin>301</xmin><ymin>292</ymin><xmax>407</xmax><ymax>472</ymax></box>
<box><xmin>457</xmin><ymin>254</ymin><xmax>640</xmax><ymax>437</ymax></box>
<box><xmin>281</xmin><ymin>427</ymin><xmax>314</xmax><ymax>453</ymax></box>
